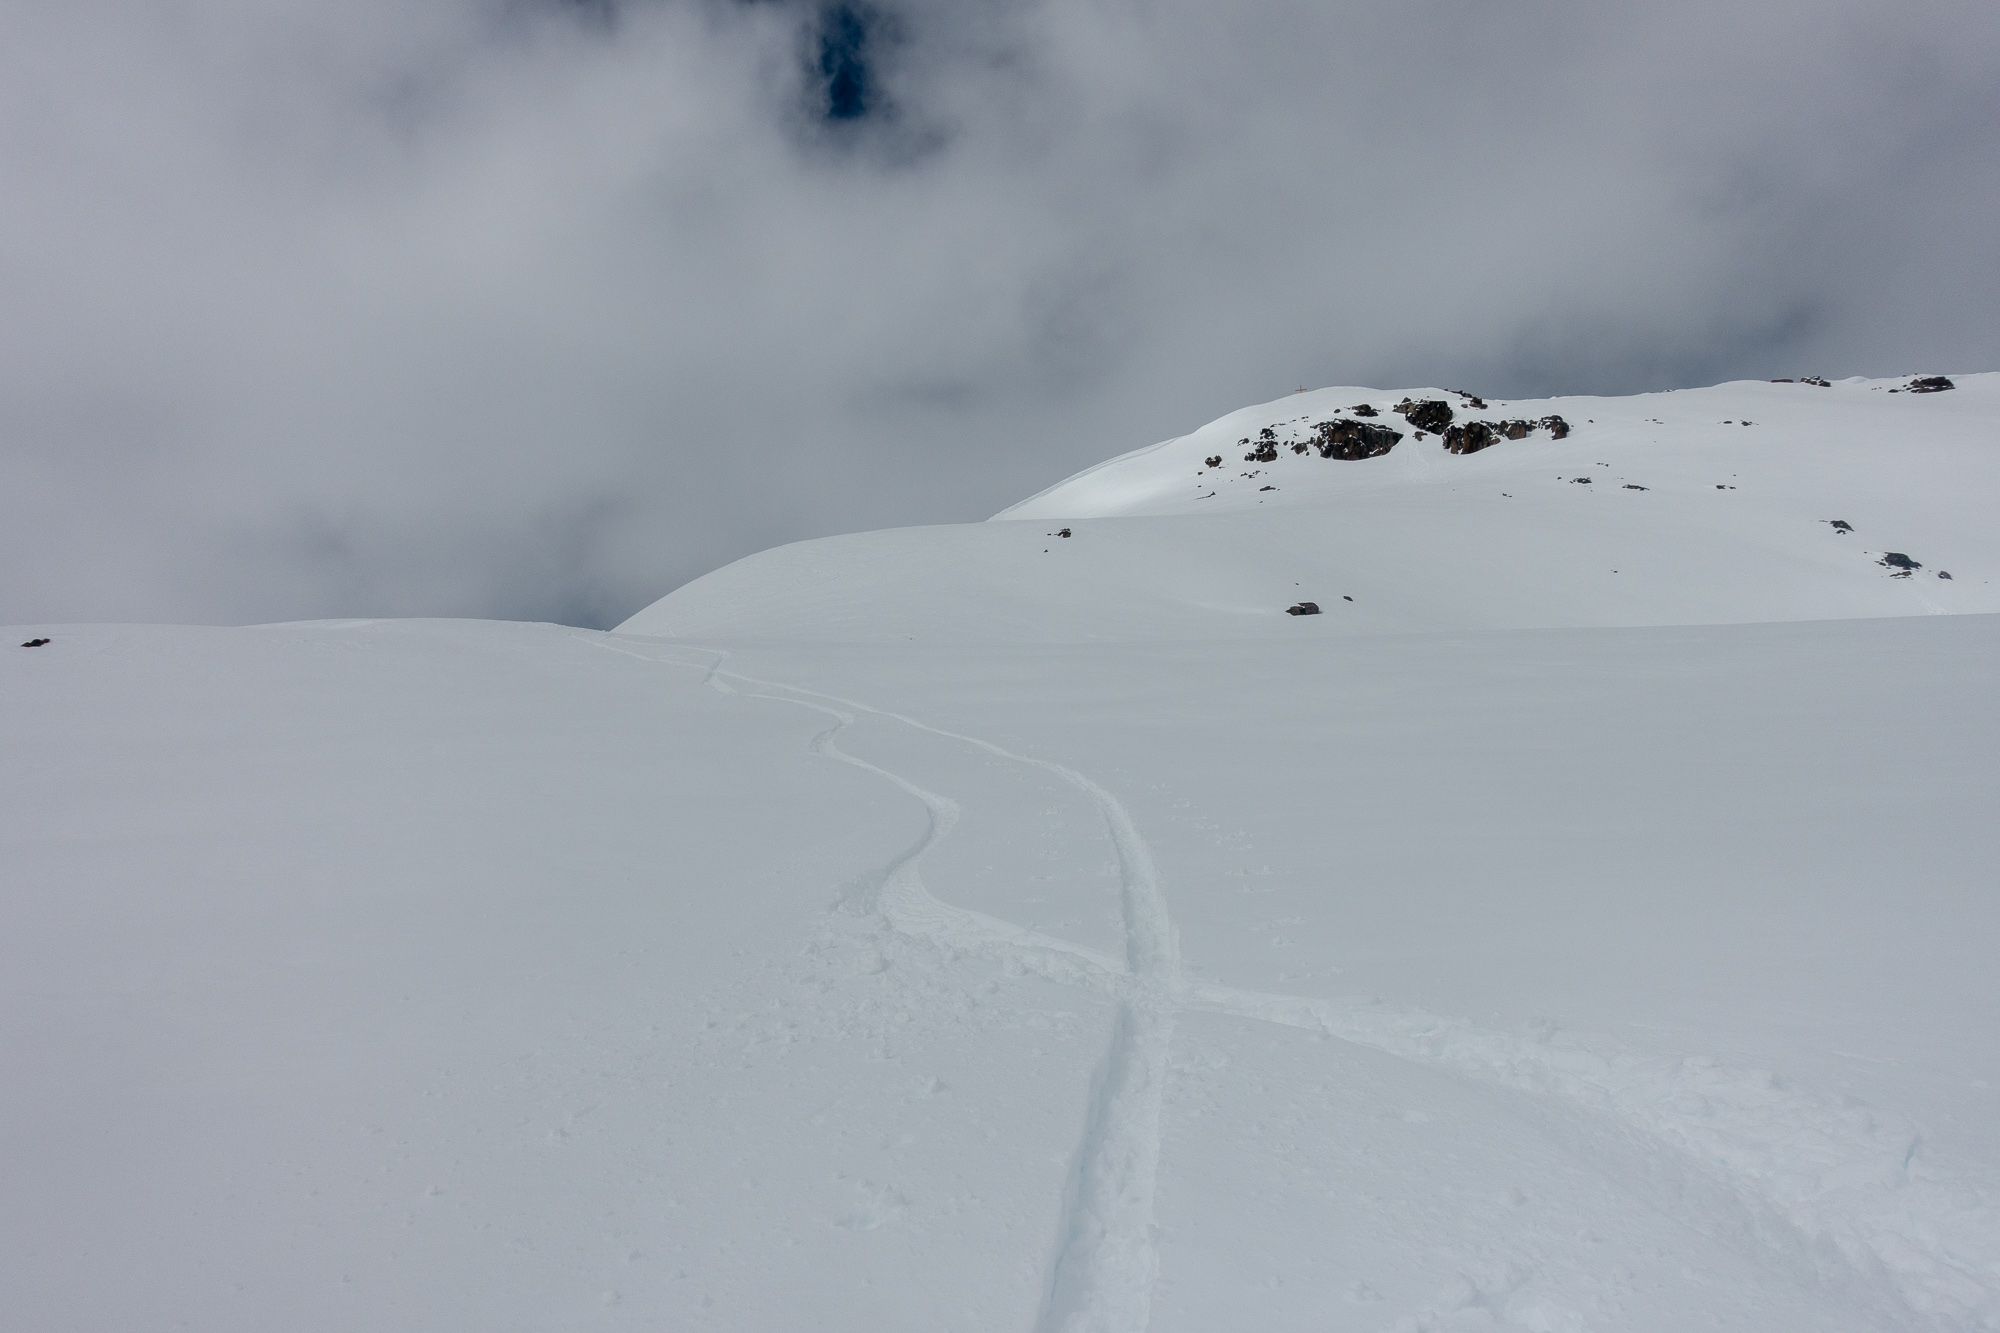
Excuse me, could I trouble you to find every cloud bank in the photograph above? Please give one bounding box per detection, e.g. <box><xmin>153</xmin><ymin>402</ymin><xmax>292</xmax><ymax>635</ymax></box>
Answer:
<box><xmin>4</xmin><ymin>0</ymin><xmax>1996</xmax><ymax>626</ymax></box>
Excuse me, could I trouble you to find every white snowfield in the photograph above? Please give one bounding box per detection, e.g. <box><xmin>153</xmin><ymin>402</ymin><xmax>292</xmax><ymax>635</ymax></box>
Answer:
<box><xmin>6</xmin><ymin>374</ymin><xmax>1998</xmax><ymax>1332</ymax></box>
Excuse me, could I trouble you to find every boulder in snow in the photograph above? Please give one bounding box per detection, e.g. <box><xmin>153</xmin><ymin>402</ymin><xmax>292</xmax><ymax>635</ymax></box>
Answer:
<box><xmin>1394</xmin><ymin>398</ymin><xmax>1454</xmax><ymax>433</ymax></box>
<box><xmin>1312</xmin><ymin>419</ymin><xmax>1402</xmax><ymax>460</ymax></box>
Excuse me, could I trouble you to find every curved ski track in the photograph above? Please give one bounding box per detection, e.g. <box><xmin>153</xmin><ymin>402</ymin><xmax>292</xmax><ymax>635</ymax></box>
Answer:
<box><xmin>587</xmin><ymin>635</ymin><xmax>2000</xmax><ymax>1332</ymax></box>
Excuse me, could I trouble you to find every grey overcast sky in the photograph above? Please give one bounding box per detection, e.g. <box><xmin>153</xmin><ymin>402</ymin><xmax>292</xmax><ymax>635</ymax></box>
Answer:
<box><xmin>4</xmin><ymin>0</ymin><xmax>1996</xmax><ymax>628</ymax></box>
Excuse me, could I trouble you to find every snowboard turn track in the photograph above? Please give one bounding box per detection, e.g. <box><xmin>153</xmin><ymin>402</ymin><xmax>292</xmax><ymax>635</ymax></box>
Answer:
<box><xmin>591</xmin><ymin>635</ymin><xmax>2000</xmax><ymax>1332</ymax></box>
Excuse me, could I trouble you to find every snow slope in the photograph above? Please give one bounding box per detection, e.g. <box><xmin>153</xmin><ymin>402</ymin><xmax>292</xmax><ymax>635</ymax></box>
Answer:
<box><xmin>6</xmin><ymin>374</ymin><xmax>1999</xmax><ymax>1332</ymax></box>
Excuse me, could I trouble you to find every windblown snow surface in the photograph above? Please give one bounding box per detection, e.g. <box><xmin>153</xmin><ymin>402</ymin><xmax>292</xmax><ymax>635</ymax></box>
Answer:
<box><xmin>6</xmin><ymin>374</ymin><xmax>1999</xmax><ymax>1331</ymax></box>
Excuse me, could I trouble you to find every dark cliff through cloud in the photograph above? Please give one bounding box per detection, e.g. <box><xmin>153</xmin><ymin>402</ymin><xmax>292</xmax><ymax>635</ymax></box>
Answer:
<box><xmin>2</xmin><ymin>0</ymin><xmax>1996</xmax><ymax>628</ymax></box>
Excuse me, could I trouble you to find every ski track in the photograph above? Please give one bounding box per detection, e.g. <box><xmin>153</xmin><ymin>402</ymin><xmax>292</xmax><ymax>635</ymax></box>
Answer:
<box><xmin>701</xmin><ymin>647</ymin><xmax>1180</xmax><ymax>1333</ymax></box>
<box><xmin>587</xmin><ymin>634</ymin><xmax>2000</xmax><ymax>1331</ymax></box>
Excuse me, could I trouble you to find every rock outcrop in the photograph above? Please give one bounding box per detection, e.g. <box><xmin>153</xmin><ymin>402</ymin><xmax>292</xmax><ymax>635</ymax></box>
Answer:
<box><xmin>1226</xmin><ymin>397</ymin><xmax>1576</xmax><ymax>468</ymax></box>
<box><xmin>1311</xmin><ymin>419</ymin><xmax>1403</xmax><ymax>460</ymax></box>
<box><xmin>1394</xmin><ymin>398</ymin><xmax>1454</xmax><ymax>433</ymax></box>
<box><xmin>1439</xmin><ymin>415</ymin><xmax>1571</xmax><ymax>454</ymax></box>
<box><xmin>1241</xmin><ymin>417</ymin><xmax>1403</xmax><ymax>462</ymax></box>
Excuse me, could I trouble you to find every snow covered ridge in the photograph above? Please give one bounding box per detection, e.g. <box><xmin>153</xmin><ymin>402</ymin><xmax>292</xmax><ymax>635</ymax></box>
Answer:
<box><xmin>621</xmin><ymin>372</ymin><xmax>1997</xmax><ymax>641</ymax></box>
<box><xmin>994</xmin><ymin>372</ymin><xmax>1990</xmax><ymax>521</ymax></box>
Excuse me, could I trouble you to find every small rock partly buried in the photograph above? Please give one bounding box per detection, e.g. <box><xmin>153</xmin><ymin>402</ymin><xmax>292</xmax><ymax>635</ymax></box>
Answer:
<box><xmin>1902</xmin><ymin>376</ymin><xmax>1955</xmax><ymax>394</ymax></box>
<box><xmin>1286</xmin><ymin>602</ymin><xmax>1321</xmax><ymax>616</ymax></box>
<box><xmin>20</xmin><ymin>637</ymin><xmax>50</xmax><ymax>648</ymax></box>
<box><xmin>1879</xmin><ymin>552</ymin><xmax>1921</xmax><ymax>576</ymax></box>
<box><xmin>1243</xmin><ymin>428</ymin><xmax>1281</xmax><ymax>463</ymax></box>
<box><xmin>1828</xmin><ymin>520</ymin><xmax>1853</xmax><ymax>533</ymax></box>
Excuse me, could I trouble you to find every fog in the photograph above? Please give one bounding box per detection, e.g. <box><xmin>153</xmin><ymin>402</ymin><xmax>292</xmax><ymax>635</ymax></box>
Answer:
<box><xmin>4</xmin><ymin>0</ymin><xmax>1995</xmax><ymax>626</ymax></box>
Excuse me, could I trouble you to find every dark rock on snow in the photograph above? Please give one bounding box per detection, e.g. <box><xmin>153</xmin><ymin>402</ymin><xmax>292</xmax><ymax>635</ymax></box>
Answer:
<box><xmin>1439</xmin><ymin>414</ymin><xmax>1571</xmax><ymax>454</ymax></box>
<box><xmin>1057</xmin><ymin>529</ymin><xmax>1071</xmax><ymax>538</ymax></box>
<box><xmin>1571</xmin><ymin>476</ymin><xmax>1592</xmax><ymax>484</ymax></box>
<box><xmin>1286</xmin><ymin>602</ymin><xmax>1321</xmax><ymax>616</ymax></box>
<box><xmin>1879</xmin><ymin>552</ymin><xmax>1921</xmax><ymax>575</ymax></box>
<box><xmin>1940</xmin><ymin>571</ymin><xmax>1954</xmax><ymax>580</ymax></box>
<box><xmin>1312</xmin><ymin>418</ymin><xmax>1403</xmax><ymax>460</ymax></box>
<box><xmin>1230</xmin><ymin>403</ymin><xmax>1569</xmax><ymax>464</ymax></box>
<box><xmin>20</xmin><ymin>637</ymin><xmax>50</xmax><ymax>648</ymax></box>
<box><xmin>1242</xmin><ymin>427</ymin><xmax>1281</xmax><ymax>462</ymax></box>
<box><xmin>1624</xmin><ymin>484</ymin><xmax>1648</xmax><ymax>490</ymax></box>
<box><xmin>1828</xmin><ymin>520</ymin><xmax>1853</xmax><ymax>533</ymax></box>
<box><xmin>1394</xmin><ymin>398</ymin><xmax>1454</xmax><ymax>433</ymax></box>
<box><xmin>1204</xmin><ymin>455</ymin><xmax>1222</xmax><ymax>468</ymax></box>
<box><xmin>1904</xmin><ymin>376</ymin><xmax>1955</xmax><ymax>394</ymax></box>
<box><xmin>1442</xmin><ymin>421</ymin><xmax>1499</xmax><ymax>454</ymax></box>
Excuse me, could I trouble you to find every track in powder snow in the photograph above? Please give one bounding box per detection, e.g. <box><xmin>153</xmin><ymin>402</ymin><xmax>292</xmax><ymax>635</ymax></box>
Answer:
<box><xmin>587</xmin><ymin>634</ymin><xmax>2000</xmax><ymax>1332</ymax></box>
<box><xmin>691</xmin><ymin>650</ymin><xmax>1179</xmax><ymax>1333</ymax></box>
